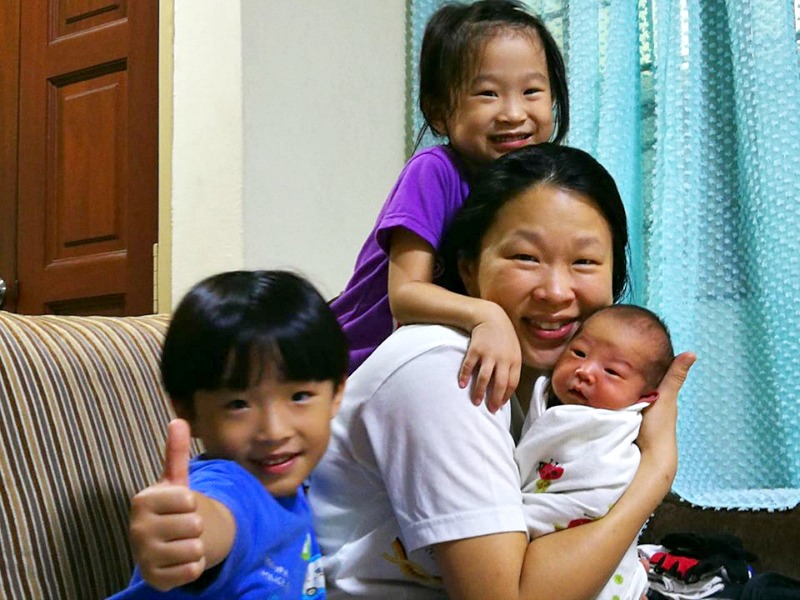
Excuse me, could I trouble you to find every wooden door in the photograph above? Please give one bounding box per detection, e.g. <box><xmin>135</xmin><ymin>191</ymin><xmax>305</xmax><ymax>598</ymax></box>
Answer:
<box><xmin>2</xmin><ymin>0</ymin><xmax>158</xmax><ymax>316</ymax></box>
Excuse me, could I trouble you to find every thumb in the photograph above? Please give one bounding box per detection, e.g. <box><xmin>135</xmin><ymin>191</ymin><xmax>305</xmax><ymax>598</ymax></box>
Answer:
<box><xmin>658</xmin><ymin>351</ymin><xmax>697</xmax><ymax>399</ymax></box>
<box><xmin>162</xmin><ymin>418</ymin><xmax>192</xmax><ymax>486</ymax></box>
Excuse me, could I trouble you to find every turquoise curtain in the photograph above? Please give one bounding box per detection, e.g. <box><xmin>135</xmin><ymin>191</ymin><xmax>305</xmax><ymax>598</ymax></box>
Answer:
<box><xmin>408</xmin><ymin>0</ymin><xmax>800</xmax><ymax>510</ymax></box>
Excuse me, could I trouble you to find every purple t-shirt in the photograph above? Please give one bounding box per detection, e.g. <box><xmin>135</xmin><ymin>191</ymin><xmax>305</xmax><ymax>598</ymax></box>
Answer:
<box><xmin>331</xmin><ymin>145</ymin><xmax>470</xmax><ymax>374</ymax></box>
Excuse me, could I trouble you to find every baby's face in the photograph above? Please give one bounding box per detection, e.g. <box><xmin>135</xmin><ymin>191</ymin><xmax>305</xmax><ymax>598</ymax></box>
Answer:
<box><xmin>550</xmin><ymin>313</ymin><xmax>654</xmax><ymax>410</ymax></box>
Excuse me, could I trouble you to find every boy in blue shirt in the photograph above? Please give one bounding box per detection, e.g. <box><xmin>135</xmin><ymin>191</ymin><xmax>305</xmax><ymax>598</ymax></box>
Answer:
<box><xmin>110</xmin><ymin>270</ymin><xmax>347</xmax><ymax>599</ymax></box>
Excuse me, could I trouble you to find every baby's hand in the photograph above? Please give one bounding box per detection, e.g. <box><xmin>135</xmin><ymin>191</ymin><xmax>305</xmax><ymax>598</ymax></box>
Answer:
<box><xmin>129</xmin><ymin>419</ymin><xmax>206</xmax><ymax>591</ymax></box>
<box><xmin>459</xmin><ymin>303</ymin><xmax>521</xmax><ymax>413</ymax></box>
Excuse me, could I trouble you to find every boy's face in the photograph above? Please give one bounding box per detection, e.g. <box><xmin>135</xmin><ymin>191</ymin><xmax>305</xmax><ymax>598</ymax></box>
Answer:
<box><xmin>183</xmin><ymin>369</ymin><xmax>343</xmax><ymax>497</ymax></box>
<box><xmin>550</xmin><ymin>313</ymin><xmax>656</xmax><ymax>410</ymax></box>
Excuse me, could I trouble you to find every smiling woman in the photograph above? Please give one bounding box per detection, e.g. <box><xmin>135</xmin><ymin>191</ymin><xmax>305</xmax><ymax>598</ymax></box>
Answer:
<box><xmin>309</xmin><ymin>144</ymin><xmax>694</xmax><ymax>600</ymax></box>
<box><xmin>456</xmin><ymin>182</ymin><xmax>614</xmax><ymax>375</ymax></box>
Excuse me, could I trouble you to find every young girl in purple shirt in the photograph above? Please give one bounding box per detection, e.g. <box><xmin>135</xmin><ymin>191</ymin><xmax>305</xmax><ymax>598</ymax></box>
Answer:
<box><xmin>331</xmin><ymin>0</ymin><xmax>569</xmax><ymax>411</ymax></box>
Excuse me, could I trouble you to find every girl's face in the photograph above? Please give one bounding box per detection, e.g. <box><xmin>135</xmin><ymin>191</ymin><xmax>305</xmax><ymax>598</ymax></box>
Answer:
<box><xmin>188</xmin><ymin>365</ymin><xmax>343</xmax><ymax>498</ymax></box>
<box><xmin>434</xmin><ymin>31</ymin><xmax>554</xmax><ymax>170</ymax></box>
<box><xmin>459</xmin><ymin>183</ymin><xmax>614</xmax><ymax>372</ymax></box>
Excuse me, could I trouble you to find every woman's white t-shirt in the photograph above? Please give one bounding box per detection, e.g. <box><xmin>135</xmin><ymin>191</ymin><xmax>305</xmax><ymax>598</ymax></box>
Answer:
<box><xmin>309</xmin><ymin>324</ymin><xmax>528</xmax><ymax>599</ymax></box>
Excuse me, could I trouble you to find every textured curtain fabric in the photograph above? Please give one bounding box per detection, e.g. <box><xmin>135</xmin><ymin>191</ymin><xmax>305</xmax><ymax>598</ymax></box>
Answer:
<box><xmin>408</xmin><ymin>0</ymin><xmax>800</xmax><ymax>509</ymax></box>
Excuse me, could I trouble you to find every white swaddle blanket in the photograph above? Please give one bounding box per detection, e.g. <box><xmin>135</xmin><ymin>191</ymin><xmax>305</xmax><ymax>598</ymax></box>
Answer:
<box><xmin>516</xmin><ymin>376</ymin><xmax>649</xmax><ymax>600</ymax></box>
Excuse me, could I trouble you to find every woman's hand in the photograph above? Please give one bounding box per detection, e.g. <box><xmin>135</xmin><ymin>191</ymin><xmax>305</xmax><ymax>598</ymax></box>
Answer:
<box><xmin>636</xmin><ymin>352</ymin><xmax>697</xmax><ymax>485</ymax></box>
<box><xmin>459</xmin><ymin>301</ymin><xmax>521</xmax><ymax>413</ymax></box>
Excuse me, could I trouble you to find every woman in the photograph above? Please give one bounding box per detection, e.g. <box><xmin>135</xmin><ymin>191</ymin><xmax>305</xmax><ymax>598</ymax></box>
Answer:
<box><xmin>310</xmin><ymin>144</ymin><xmax>695</xmax><ymax>600</ymax></box>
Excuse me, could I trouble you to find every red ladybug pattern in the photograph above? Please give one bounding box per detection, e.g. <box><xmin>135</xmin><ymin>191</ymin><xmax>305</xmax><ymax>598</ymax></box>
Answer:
<box><xmin>534</xmin><ymin>460</ymin><xmax>563</xmax><ymax>492</ymax></box>
<box><xmin>567</xmin><ymin>517</ymin><xmax>594</xmax><ymax>528</ymax></box>
<box><xmin>537</xmin><ymin>460</ymin><xmax>564</xmax><ymax>481</ymax></box>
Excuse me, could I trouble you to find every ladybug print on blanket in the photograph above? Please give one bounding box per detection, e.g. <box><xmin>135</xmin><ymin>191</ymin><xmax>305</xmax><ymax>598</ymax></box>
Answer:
<box><xmin>533</xmin><ymin>459</ymin><xmax>564</xmax><ymax>492</ymax></box>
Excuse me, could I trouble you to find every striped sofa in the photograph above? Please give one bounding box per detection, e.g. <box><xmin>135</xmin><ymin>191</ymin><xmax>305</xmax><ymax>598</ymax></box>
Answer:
<box><xmin>0</xmin><ymin>311</ymin><xmax>197</xmax><ymax>600</ymax></box>
<box><xmin>3</xmin><ymin>311</ymin><xmax>796</xmax><ymax>599</ymax></box>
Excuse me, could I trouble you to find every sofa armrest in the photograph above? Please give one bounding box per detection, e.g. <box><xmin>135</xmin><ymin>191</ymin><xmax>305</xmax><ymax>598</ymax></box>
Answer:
<box><xmin>0</xmin><ymin>311</ymin><xmax>186</xmax><ymax>599</ymax></box>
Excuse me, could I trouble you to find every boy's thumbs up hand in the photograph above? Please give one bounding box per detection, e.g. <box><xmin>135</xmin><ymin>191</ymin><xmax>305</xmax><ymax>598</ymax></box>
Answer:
<box><xmin>162</xmin><ymin>418</ymin><xmax>191</xmax><ymax>486</ymax></box>
<box><xmin>129</xmin><ymin>419</ymin><xmax>206</xmax><ymax>591</ymax></box>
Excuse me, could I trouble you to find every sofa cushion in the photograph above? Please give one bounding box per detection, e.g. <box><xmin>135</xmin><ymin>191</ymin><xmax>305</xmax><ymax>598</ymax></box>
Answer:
<box><xmin>0</xmin><ymin>312</ymin><xmax>186</xmax><ymax>599</ymax></box>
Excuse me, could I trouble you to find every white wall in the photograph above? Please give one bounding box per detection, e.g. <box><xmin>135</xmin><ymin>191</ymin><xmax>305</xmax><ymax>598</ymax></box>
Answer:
<box><xmin>169</xmin><ymin>0</ymin><xmax>406</xmax><ymax>305</ymax></box>
<box><xmin>241</xmin><ymin>0</ymin><xmax>406</xmax><ymax>300</ymax></box>
<box><xmin>170</xmin><ymin>1</ymin><xmax>245</xmax><ymax>305</ymax></box>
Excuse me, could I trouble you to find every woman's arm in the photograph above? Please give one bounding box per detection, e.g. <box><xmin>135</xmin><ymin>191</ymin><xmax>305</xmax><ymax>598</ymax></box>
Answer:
<box><xmin>434</xmin><ymin>352</ymin><xmax>696</xmax><ymax>600</ymax></box>
<box><xmin>388</xmin><ymin>228</ymin><xmax>520</xmax><ymax>410</ymax></box>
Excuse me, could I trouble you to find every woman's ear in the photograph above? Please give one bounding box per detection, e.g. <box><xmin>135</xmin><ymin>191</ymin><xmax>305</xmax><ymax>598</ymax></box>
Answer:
<box><xmin>457</xmin><ymin>258</ymin><xmax>479</xmax><ymax>297</ymax></box>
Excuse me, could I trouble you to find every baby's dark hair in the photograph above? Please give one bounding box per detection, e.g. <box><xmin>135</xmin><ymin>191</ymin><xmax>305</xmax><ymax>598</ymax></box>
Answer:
<box><xmin>418</xmin><ymin>0</ymin><xmax>568</xmax><ymax>145</ymax></box>
<box><xmin>439</xmin><ymin>143</ymin><xmax>630</xmax><ymax>301</ymax></box>
<box><xmin>161</xmin><ymin>270</ymin><xmax>348</xmax><ymax>414</ymax></box>
<box><xmin>586</xmin><ymin>304</ymin><xmax>675</xmax><ymax>389</ymax></box>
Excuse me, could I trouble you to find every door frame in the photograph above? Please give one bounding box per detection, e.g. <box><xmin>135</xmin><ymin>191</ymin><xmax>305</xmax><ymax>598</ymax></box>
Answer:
<box><xmin>0</xmin><ymin>0</ymin><xmax>20</xmax><ymax>312</ymax></box>
<box><xmin>157</xmin><ymin>0</ymin><xmax>174</xmax><ymax>313</ymax></box>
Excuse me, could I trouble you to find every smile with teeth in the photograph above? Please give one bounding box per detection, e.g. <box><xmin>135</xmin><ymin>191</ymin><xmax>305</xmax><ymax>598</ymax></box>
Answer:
<box><xmin>259</xmin><ymin>453</ymin><xmax>298</xmax><ymax>467</ymax></box>
<box><xmin>491</xmin><ymin>133</ymin><xmax>529</xmax><ymax>142</ymax></box>
<box><xmin>524</xmin><ymin>319</ymin><xmax>576</xmax><ymax>341</ymax></box>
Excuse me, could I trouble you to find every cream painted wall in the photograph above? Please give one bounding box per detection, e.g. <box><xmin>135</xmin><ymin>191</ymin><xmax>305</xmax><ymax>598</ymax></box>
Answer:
<box><xmin>241</xmin><ymin>1</ymin><xmax>406</xmax><ymax>300</ymax></box>
<box><xmin>169</xmin><ymin>0</ymin><xmax>245</xmax><ymax>306</ymax></box>
<box><xmin>165</xmin><ymin>1</ymin><xmax>406</xmax><ymax>307</ymax></box>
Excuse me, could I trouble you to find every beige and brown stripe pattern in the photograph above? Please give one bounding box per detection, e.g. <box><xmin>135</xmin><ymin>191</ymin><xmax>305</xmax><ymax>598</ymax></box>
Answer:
<box><xmin>0</xmin><ymin>311</ymin><xmax>195</xmax><ymax>600</ymax></box>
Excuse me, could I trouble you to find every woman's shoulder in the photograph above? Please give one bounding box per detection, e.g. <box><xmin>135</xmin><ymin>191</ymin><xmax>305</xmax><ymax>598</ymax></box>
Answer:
<box><xmin>378</xmin><ymin>323</ymin><xmax>469</xmax><ymax>361</ymax></box>
<box><xmin>347</xmin><ymin>324</ymin><xmax>469</xmax><ymax>391</ymax></box>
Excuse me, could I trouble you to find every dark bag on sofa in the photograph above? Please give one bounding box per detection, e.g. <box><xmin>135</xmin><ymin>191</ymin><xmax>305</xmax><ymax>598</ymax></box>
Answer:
<box><xmin>741</xmin><ymin>572</ymin><xmax>800</xmax><ymax>599</ymax></box>
<box><xmin>654</xmin><ymin>532</ymin><xmax>758</xmax><ymax>584</ymax></box>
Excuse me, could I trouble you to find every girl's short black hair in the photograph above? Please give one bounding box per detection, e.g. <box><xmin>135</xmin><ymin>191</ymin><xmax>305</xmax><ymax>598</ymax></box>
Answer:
<box><xmin>418</xmin><ymin>0</ymin><xmax>569</xmax><ymax>145</ymax></box>
<box><xmin>161</xmin><ymin>270</ymin><xmax>348</xmax><ymax>412</ymax></box>
<box><xmin>439</xmin><ymin>143</ymin><xmax>630</xmax><ymax>300</ymax></box>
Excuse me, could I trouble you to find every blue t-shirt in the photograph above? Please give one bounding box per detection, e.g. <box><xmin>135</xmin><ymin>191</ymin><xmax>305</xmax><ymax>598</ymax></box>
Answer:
<box><xmin>108</xmin><ymin>458</ymin><xmax>325</xmax><ymax>599</ymax></box>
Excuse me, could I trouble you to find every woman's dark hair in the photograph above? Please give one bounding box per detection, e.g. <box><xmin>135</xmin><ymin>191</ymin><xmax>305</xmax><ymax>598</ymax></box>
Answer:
<box><xmin>161</xmin><ymin>270</ymin><xmax>348</xmax><ymax>412</ymax></box>
<box><xmin>439</xmin><ymin>143</ymin><xmax>630</xmax><ymax>300</ymax></box>
<box><xmin>418</xmin><ymin>0</ymin><xmax>569</xmax><ymax>146</ymax></box>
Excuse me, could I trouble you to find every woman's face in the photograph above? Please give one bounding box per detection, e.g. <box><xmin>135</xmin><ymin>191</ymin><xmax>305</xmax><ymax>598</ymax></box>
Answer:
<box><xmin>459</xmin><ymin>183</ymin><xmax>614</xmax><ymax>372</ymax></box>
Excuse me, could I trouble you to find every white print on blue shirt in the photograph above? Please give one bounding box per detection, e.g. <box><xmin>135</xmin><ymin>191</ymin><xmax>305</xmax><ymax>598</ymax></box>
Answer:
<box><xmin>303</xmin><ymin>533</ymin><xmax>326</xmax><ymax>599</ymax></box>
<box><xmin>261</xmin><ymin>556</ymin><xmax>291</xmax><ymax>589</ymax></box>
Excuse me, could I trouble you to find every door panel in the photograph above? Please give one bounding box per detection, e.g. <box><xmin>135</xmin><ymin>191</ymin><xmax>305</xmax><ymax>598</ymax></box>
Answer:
<box><xmin>57</xmin><ymin>0</ymin><xmax>128</xmax><ymax>37</ymax></box>
<box><xmin>15</xmin><ymin>0</ymin><xmax>157</xmax><ymax>316</ymax></box>
<box><xmin>50</xmin><ymin>66</ymin><xmax>128</xmax><ymax>261</ymax></box>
